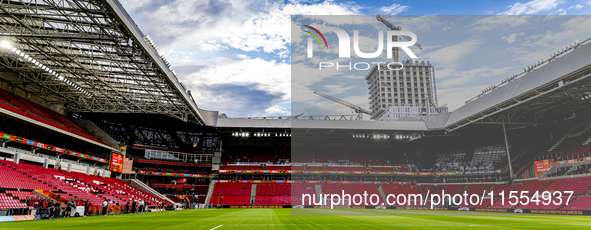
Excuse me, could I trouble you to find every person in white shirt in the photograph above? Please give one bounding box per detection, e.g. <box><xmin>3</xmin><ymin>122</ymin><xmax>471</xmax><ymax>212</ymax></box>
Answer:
<box><xmin>102</xmin><ymin>199</ymin><xmax>108</xmax><ymax>216</ymax></box>
<box><xmin>138</xmin><ymin>199</ymin><xmax>145</xmax><ymax>213</ymax></box>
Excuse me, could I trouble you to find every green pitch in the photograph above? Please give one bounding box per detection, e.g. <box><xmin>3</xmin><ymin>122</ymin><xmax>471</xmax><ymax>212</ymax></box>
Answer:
<box><xmin>1</xmin><ymin>209</ymin><xmax>591</xmax><ymax>229</ymax></box>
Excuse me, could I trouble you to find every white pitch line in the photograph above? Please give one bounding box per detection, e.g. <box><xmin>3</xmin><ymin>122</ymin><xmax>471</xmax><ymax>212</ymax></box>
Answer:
<box><xmin>210</xmin><ymin>225</ymin><xmax>223</xmax><ymax>230</ymax></box>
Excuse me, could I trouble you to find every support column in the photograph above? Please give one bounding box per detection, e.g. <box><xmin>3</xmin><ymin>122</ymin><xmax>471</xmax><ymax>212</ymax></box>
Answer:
<box><xmin>14</xmin><ymin>153</ymin><xmax>20</xmax><ymax>164</ymax></box>
<box><xmin>502</xmin><ymin>119</ymin><xmax>514</xmax><ymax>179</ymax></box>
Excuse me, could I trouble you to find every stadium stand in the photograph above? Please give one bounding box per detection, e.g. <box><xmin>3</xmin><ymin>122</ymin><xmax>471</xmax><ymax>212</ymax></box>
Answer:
<box><xmin>382</xmin><ymin>183</ymin><xmax>423</xmax><ymax>196</ymax></box>
<box><xmin>220</xmin><ymin>165</ymin><xmax>267</xmax><ymax>170</ymax></box>
<box><xmin>325</xmin><ymin>166</ymin><xmax>366</xmax><ymax>171</ymax></box>
<box><xmin>487</xmin><ymin>198</ymin><xmax>526</xmax><ymax>209</ymax></box>
<box><xmin>517</xmin><ymin>196</ymin><xmax>575</xmax><ymax>210</ymax></box>
<box><xmin>562</xmin><ymin>196</ymin><xmax>591</xmax><ymax>210</ymax></box>
<box><xmin>466</xmin><ymin>198</ymin><xmax>497</xmax><ymax>208</ymax></box>
<box><xmin>463</xmin><ymin>184</ymin><xmax>494</xmax><ymax>196</ymax></box>
<box><xmin>542</xmin><ymin>177</ymin><xmax>591</xmax><ymax>195</ymax></box>
<box><xmin>134</xmin><ymin>167</ymin><xmax>205</xmax><ymax>174</ymax></box>
<box><xmin>0</xmin><ymin>193</ymin><xmax>29</xmax><ymax>209</ymax></box>
<box><xmin>512</xmin><ymin>180</ymin><xmax>552</xmax><ymax>195</ymax></box>
<box><xmin>0</xmin><ymin>89</ymin><xmax>105</xmax><ymax>144</ymax></box>
<box><xmin>367</xmin><ymin>166</ymin><xmax>408</xmax><ymax>172</ymax></box>
<box><xmin>489</xmin><ymin>184</ymin><xmax>520</xmax><ymax>196</ymax></box>
<box><xmin>421</xmin><ymin>184</ymin><xmax>464</xmax><ymax>196</ymax></box>
<box><xmin>262</xmin><ymin>165</ymin><xmax>292</xmax><ymax>171</ymax></box>
<box><xmin>540</xmin><ymin>123</ymin><xmax>591</xmax><ymax>160</ymax></box>
<box><xmin>65</xmin><ymin>171</ymin><xmax>170</xmax><ymax>206</ymax></box>
<box><xmin>221</xmin><ymin>147</ymin><xmax>279</xmax><ymax>164</ymax></box>
<box><xmin>420</xmin><ymin>146</ymin><xmax>505</xmax><ymax>173</ymax></box>
<box><xmin>304</xmin><ymin>166</ymin><xmax>324</xmax><ymax>171</ymax></box>
<box><xmin>0</xmin><ymin>161</ymin><xmax>54</xmax><ymax>191</ymax></box>
<box><xmin>219</xmin><ymin>164</ymin><xmax>294</xmax><ymax>172</ymax></box>
<box><xmin>254</xmin><ymin>183</ymin><xmax>290</xmax><ymax>205</ymax></box>
<box><xmin>321</xmin><ymin>183</ymin><xmax>385</xmax><ymax>205</ymax></box>
<box><xmin>218</xmin><ymin>164</ymin><xmax>411</xmax><ymax>173</ymax></box>
<box><xmin>209</xmin><ymin>183</ymin><xmax>252</xmax><ymax>205</ymax></box>
<box><xmin>202</xmin><ymin>176</ymin><xmax>591</xmax><ymax>211</ymax></box>
<box><xmin>0</xmin><ymin>160</ymin><xmax>170</xmax><ymax>207</ymax></box>
<box><xmin>291</xmin><ymin>183</ymin><xmax>317</xmax><ymax>205</ymax></box>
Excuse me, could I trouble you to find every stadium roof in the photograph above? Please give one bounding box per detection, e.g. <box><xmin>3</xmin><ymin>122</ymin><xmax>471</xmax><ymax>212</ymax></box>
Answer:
<box><xmin>444</xmin><ymin>38</ymin><xmax>591</xmax><ymax>131</ymax></box>
<box><xmin>0</xmin><ymin>0</ymin><xmax>207</xmax><ymax>125</ymax></box>
<box><xmin>216</xmin><ymin>118</ymin><xmax>428</xmax><ymax>131</ymax></box>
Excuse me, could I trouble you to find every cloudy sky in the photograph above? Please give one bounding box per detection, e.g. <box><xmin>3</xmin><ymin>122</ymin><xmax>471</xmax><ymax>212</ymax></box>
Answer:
<box><xmin>119</xmin><ymin>0</ymin><xmax>591</xmax><ymax>118</ymax></box>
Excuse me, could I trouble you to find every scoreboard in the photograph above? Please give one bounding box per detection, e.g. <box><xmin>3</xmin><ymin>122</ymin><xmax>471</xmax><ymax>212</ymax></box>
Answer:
<box><xmin>110</xmin><ymin>153</ymin><xmax>124</xmax><ymax>173</ymax></box>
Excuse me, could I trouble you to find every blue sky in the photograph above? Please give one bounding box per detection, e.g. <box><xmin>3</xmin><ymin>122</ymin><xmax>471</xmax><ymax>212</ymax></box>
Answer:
<box><xmin>290</xmin><ymin>14</ymin><xmax>591</xmax><ymax>117</ymax></box>
<box><xmin>119</xmin><ymin>0</ymin><xmax>591</xmax><ymax>118</ymax></box>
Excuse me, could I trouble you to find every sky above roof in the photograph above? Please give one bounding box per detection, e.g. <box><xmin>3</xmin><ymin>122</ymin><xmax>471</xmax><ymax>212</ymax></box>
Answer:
<box><xmin>118</xmin><ymin>0</ymin><xmax>591</xmax><ymax>118</ymax></box>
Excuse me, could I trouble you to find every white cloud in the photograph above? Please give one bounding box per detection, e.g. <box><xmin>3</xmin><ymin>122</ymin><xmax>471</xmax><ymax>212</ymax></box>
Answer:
<box><xmin>197</xmin><ymin>40</ymin><xmax>227</xmax><ymax>53</ymax></box>
<box><xmin>525</xmin><ymin>16</ymin><xmax>591</xmax><ymax>48</ymax></box>
<box><xmin>265</xmin><ymin>105</ymin><xmax>289</xmax><ymax>116</ymax></box>
<box><xmin>437</xmin><ymin>85</ymin><xmax>487</xmax><ymax>111</ymax></box>
<box><xmin>322</xmin><ymin>84</ymin><xmax>357</xmax><ymax>95</ymax></box>
<box><xmin>507</xmin><ymin>16</ymin><xmax>591</xmax><ymax>63</ymax></box>
<box><xmin>118</xmin><ymin>0</ymin><xmax>154</xmax><ymax>11</ymax></box>
<box><xmin>503</xmin><ymin>33</ymin><xmax>517</xmax><ymax>44</ymax></box>
<box><xmin>472</xmin><ymin>16</ymin><xmax>531</xmax><ymax>31</ymax></box>
<box><xmin>303</xmin><ymin>94</ymin><xmax>369</xmax><ymax>116</ymax></box>
<box><xmin>438</xmin><ymin>66</ymin><xmax>514</xmax><ymax>87</ymax></box>
<box><xmin>500</xmin><ymin>0</ymin><xmax>563</xmax><ymax>15</ymax></box>
<box><xmin>423</xmin><ymin>39</ymin><xmax>481</xmax><ymax>75</ymax></box>
<box><xmin>121</xmin><ymin>2</ymin><xmax>591</xmax><ymax>118</ymax></box>
<box><xmin>441</xmin><ymin>16</ymin><xmax>591</xmax><ymax>112</ymax></box>
<box><xmin>380</xmin><ymin>3</ymin><xmax>410</xmax><ymax>15</ymax></box>
<box><xmin>213</xmin><ymin>1</ymin><xmax>361</xmax><ymax>55</ymax></box>
<box><xmin>290</xmin><ymin>62</ymin><xmax>350</xmax><ymax>103</ymax></box>
<box><xmin>186</xmin><ymin>58</ymin><xmax>291</xmax><ymax>101</ymax></box>
<box><xmin>122</xmin><ymin>0</ymin><xmax>360</xmax><ymax>60</ymax></box>
<box><xmin>181</xmin><ymin>57</ymin><xmax>291</xmax><ymax>117</ymax></box>
<box><xmin>120</xmin><ymin>0</ymin><xmax>363</xmax><ymax>116</ymax></box>
<box><xmin>554</xmin><ymin>4</ymin><xmax>584</xmax><ymax>15</ymax></box>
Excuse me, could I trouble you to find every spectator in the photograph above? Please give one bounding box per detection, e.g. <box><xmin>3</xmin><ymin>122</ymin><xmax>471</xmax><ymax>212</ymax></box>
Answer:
<box><xmin>48</xmin><ymin>204</ymin><xmax>55</xmax><ymax>219</ymax></box>
<box><xmin>131</xmin><ymin>200</ymin><xmax>137</xmax><ymax>214</ymax></box>
<box><xmin>138</xmin><ymin>199</ymin><xmax>145</xmax><ymax>213</ymax></box>
<box><xmin>102</xmin><ymin>199</ymin><xmax>108</xmax><ymax>216</ymax></box>
<box><xmin>125</xmin><ymin>201</ymin><xmax>130</xmax><ymax>213</ymax></box>
<box><xmin>55</xmin><ymin>203</ymin><xmax>62</xmax><ymax>218</ymax></box>
<box><xmin>84</xmin><ymin>199</ymin><xmax>90</xmax><ymax>216</ymax></box>
<box><xmin>65</xmin><ymin>201</ymin><xmax>73</xmax><ymax>217</ymax></box>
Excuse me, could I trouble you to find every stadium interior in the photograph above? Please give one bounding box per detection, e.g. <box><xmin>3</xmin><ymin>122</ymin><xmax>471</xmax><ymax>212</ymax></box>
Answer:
<box><xmin>1</xmin><ymin>0</ymin><xmax>591</xmax><ymax>222</ymax></box>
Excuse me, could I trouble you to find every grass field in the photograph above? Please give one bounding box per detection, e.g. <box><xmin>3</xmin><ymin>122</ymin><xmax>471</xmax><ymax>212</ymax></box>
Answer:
<box><xmin>2</xmin><ymin>208</ymin><xmax>591</xmax><ymax>229</ymax></box>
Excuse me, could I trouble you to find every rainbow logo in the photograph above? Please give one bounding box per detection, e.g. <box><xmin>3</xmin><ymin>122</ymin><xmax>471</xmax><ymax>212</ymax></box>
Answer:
<box><xmin>303</xmin><ymin>25</ymin><xmax>328</xmax><ymax>49</ymax></box>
